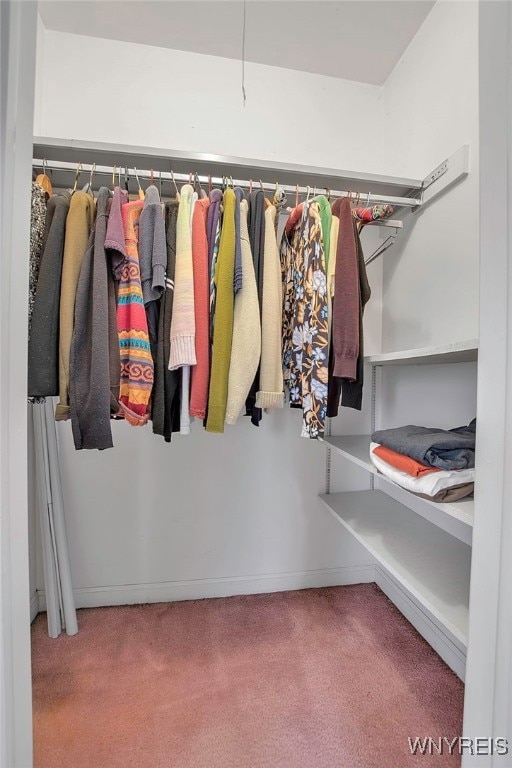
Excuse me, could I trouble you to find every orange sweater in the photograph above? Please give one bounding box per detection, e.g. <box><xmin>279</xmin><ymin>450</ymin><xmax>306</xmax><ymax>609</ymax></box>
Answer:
<box><xmin>190</xmin><ymin>197</ymin><xmax>211</xmax><ymax>418</ymax></box>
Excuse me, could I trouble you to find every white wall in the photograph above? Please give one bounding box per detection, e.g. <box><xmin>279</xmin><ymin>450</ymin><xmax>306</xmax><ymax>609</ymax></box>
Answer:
<box><xmin>33</xmin><ymin>28</ymin><xmax>383</xmax><ymax>175</ymax></box>
<box><xmin>31</xmin><ymin>3</ymin><xmax>479</xmax><ymax>607</ymax></box>
<box><xmin>379</xmin><ymin>0</ymin><xmax>479</xmax><ymax>350</ymax></box>
<box><xmin>33</xmin><ymin>22</ymin><xmax>383</xmax><ymax>605</ymax></box>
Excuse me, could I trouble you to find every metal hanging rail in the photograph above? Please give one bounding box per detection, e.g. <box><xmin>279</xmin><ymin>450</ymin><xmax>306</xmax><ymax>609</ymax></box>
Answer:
<box><xmin>32</xmin><ymin>158</ymin><xmax>422</xmax><ymax>209</ymax></box>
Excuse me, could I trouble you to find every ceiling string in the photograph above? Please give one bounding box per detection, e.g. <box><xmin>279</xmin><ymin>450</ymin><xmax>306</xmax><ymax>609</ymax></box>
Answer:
<box><xmin>241</xmin><ymin>0</ymin><xmax>247</xmax><ymax>107</ymax></box>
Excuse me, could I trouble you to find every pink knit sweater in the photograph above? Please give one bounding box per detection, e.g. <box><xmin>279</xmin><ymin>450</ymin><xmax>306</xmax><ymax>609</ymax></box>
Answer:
<box><xmin>190</xmin><ymin>197</ymin><xmax>211</xmax><ymax>418</ymax></box>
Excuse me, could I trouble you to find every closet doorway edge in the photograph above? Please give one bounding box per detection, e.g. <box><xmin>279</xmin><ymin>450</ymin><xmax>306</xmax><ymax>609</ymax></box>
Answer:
<box><xmin>0</xmin><ymin>1</ymin><xmax>37</xmax><ymax>766</ymax></box>
<box><xmin>462</xmin><ymin>1</ymin><xmax>512</xmax><ymax>764</ymax></box>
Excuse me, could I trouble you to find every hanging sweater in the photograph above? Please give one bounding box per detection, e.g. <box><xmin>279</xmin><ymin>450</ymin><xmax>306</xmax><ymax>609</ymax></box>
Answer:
<box><xmin>28</xmin><ymin>191</ymin><xmax>71</xmax><ymax>398</ymax></box>
<box><xmin>327</xmin><ymin>222</ymin><xmax>371</xmax><ymax>414</ymax></box>
<box><xmin>28</xmin><ymin>182</ymin><xmax>46</xmax><ymax>340</ymax></box>
<box><xmin>104</xmin><ymin>186</ymin><xmax>128</xmax><ymax>413</ymax></box>
<box><xmin>245</xmin><ymin>190</ymin><xmax>266</xmax><ymax>426</ymax></box>
<box><xmin>190</xmin><ymin>197</ymin><xmax>211</xmax><ymax>419</ymax></box>
<box><xmin>152</xmin><ymin>201</ymin><xmax>181</xmax><ymax>441</ymax></box>
<box><xmin>104</xmin><ymin>186</ymin><xmax>128</xmax><ymax>279</ymax></box>
<box><xmin>206</xmin><ymin>188</ymin><xmax>236</xmax><ymax>433</ymax></box>
<box><xmin>139</xmin><ymin>184</ymin><xmax>166</xmax><ymax>368</ymax></box>
<box><xmin>330</xmin><ymin>197</ymin><xmax>360</xmax><ymax>379</ymax></box>
<box><xmin>169</xmin><ymin>184</ymin><xmax>196</xmax><ymax>369</ymax></box>
<box><xmin>117</xmin><ymin>199</ymin><xmax>153</xmax><ymax>425</ymax></box>
<box><xmin>233</xmin><ymin>187</ymin><xmax>243</xmax><ymax>293</ymax></box>
<box><xmin>70</xmin><ymin>187</ymin><xmax>115</xmax><ymax>450</ymax></box>
<box><xmin>55</xmin><ymin>190</ymin><xmax>96</xmax><ymax>421</ymax></box>
<box><xmin>256</xmin><ymin>205</ymin><xmax>284</xmax><ymax>410</ymax></box>
<box><xmin>139</xmin><ymin>185</ymin><xmax>166</xmax><ymax>304</ymax></box>
<box><xmin>208</xmin><ymin>189</ymin><xmax>223</xmax><ymax>342</ymax></box>
<box><xmin>225</xmin><ymin>199</ymin><xmax>261</xmax><ymax>425</ymax></box>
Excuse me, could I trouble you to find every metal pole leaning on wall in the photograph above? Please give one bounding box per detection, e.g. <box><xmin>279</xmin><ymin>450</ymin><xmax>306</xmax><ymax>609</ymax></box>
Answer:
<box><xmin>32</xmin><ymin>404</ymin><xmax>61</xmax><ymax>638</ymax></box>
<box><xmin>43</xmin><ymin>400</ymin><xmax>78</xmax><ymax>636</ymax></box>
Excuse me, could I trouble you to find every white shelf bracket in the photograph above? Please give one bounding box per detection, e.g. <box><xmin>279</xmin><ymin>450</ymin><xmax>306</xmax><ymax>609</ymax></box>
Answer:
<box><xmin>416</xmin><ymin>145</ymin><xmax>469</xmax><ymax>210</ymax></box>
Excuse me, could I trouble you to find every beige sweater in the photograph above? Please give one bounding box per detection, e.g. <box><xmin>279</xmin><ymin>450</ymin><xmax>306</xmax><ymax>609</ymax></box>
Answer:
<box><xmin>169</xmin><ymin>184</ymin><xmax>196</xmax><ymax>370</ymax></box>
<box><xmin>226</xmin><ymin>199</ymin><xmax>261</xmax><ymax>425</ymax></box>
<box><xmin>55</xmin><ymin>190</ymin><xmax>96</xmax><ymax>420</ymax></box>
<box><xmin>327</xmin><ymin>215</ymin><xmax>339</xmax><ymax>339</ymax></box>
<box><xmin>255</xmin><ymin>205</ymin><xmax>284</xmax><ymax>410</ymax></box>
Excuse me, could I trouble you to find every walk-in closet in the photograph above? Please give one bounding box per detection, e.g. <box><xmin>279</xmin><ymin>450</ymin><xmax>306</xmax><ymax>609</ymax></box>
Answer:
<box><xmin>2</xmin><ymin>1</ymin><xmax>512</xmax><ymax>766</ymax></box>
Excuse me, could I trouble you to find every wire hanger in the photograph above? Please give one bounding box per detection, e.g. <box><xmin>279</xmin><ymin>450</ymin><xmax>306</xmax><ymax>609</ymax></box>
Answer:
<box><xmin>82</xmin><ymin>162</ymin><xmax>96</xmax><ymax>195</ymax></box>
<box><xmin>134</xmin><ymin>167</ymin><xmax>144</xmax><ymax>200</ymax></box>
<box><xmin>72</xmin><ymin>162</ymin><xmax>83</xmax><ymax>194</ymax></box>
<box><xmin>35</xmin><ymin>158</ymin><xmax>53</xmax><ymax>198</ymax></box>
<box><xmin>170</xmin><ymin>168</ymin><xmax>179</xmax><ymax>198</ymax></box>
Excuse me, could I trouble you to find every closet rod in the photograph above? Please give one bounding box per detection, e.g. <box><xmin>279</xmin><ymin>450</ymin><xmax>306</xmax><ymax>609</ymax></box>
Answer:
<box><xmin>32</xmin><ymin>158</ymin><xmax>422</xmax><ymax>208</ymax></box>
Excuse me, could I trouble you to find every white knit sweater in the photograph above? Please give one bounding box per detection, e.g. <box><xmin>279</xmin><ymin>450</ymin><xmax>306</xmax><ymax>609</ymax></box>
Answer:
<box><xmin>255</xmin><ymin>205</ymin><xmax>284</xmax><ymax>410</ymax></box>
<box><xmin>225</xmin><ymin>200</ymin><xmax>261</xmax><ymax>425</ymax></box>
<box><xmin>169</xmin><ymin>185</ymin><xmax>196</xmax><ymax>370</ymax></box>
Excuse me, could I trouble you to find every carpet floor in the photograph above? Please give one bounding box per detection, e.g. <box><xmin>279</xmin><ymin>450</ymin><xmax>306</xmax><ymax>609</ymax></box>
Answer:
<box><xmin>32</xmin><ymin>584</ymin><xmax>464</xmax><ymax>767</ymax></box>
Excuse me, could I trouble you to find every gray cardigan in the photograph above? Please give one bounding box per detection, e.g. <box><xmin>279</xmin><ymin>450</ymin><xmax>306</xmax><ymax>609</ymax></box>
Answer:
<box><xmin>70</xmin><ymin>187</ymin><xmax>115</xmax><ymax>450</ymax></box>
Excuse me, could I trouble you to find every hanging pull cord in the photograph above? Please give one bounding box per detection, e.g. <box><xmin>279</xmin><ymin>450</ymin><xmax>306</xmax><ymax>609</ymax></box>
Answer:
<box><xmin>241</xmin><ymin>0</ymin><xmax>247</xmax><ymax>106</ymax></box>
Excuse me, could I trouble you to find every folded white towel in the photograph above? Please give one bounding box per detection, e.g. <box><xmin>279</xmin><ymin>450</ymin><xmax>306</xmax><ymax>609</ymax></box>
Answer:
<box><xmin>369</xmin><ymin>442</ymin><xmax>475</xmax><ymax>498</ymax></box>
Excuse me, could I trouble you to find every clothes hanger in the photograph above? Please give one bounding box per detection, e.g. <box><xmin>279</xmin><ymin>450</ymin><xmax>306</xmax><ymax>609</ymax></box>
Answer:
<box><xmin>170</xmin><ymin>168</ymin><xmax>179</xmax><ymax>198</ymax></box>
<box><xmin>35</xmin><ymin>158</ymin><xmax>53</xmax><ymax>199</ymax></box>
<box><xmin>81</xmin><ymin>162</ymin><xmax>96</xmax><ymax>196</ymax></box>
<box><xmin>159</xmin><ymin>171</ymin><xmax>162</xmax><ymax>197</ymax></box>
<box><xmin>72</xmin><ymin>162</ymin><xmax>83</xmax><ymax>194</ymax></box>
<box><xmin>133</xmin><ymin>167</ymin><xmax>144</xmax><ymax>200</ymax></box>
<box><xmin>208</xmin><ymin>174</ymin><xmax>212</xmax><ymax>195</ymax></box>
<box><xmin>124</xmin><ymin>166</ymin><xmax>129</xmax><ymax>194</ymax></box>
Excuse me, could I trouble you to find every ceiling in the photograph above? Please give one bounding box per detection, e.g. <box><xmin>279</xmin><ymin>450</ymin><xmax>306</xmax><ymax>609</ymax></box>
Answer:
<box><xmin>38</xmin><ymin>0</ymin><xmax>435</xmax><ymax>86</ymax></box>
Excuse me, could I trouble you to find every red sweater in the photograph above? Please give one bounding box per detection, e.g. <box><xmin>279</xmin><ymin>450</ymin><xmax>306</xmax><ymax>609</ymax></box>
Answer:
<box><xmin>190</xmin><ymin>198</ymin><xmax>211</xmax><ymax>418</ymax></box>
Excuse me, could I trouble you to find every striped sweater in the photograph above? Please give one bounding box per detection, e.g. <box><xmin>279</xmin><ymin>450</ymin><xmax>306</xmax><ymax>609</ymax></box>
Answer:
<box><xmin>117</xmin><ymin>200</ymin><xmax>153</xmax><ymax>424</ymax></box>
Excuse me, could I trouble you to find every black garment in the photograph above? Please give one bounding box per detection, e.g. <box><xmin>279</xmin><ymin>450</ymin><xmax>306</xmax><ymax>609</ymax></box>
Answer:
<box><xmin>327</xmin><ymin>222</ymin><xmax>371</xmax><ymax>415</ymax></box>
<box><xmin>245</xmin><ymin>190</ymin><xmax>265</xmax><ymax>426</ymax></box>
<box><xmin>152</xmin><ymin>200</ymin><xmax>181</xmax><ymax>441</ymax></box>
<box><xmin>372</xmin><ymin>419</ymin><xmax>477</xmax><ymax>471</ymax></box>
<box><xmin>28</xmin><ymin>191</ymin><xmax>70</xmax><ymax>397</ymax></box>
<box><xmin>70</xmin><ymin>187</ymin><xmax>114</xmax><ymax>450</ymax></box>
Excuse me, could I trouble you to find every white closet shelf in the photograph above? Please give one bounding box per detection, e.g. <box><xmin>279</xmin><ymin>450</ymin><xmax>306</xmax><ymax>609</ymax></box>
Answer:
<box><xmin>364</xmin><ymin>338</ymin><xmax>478</xmax><ymax>366</ymax></box>
<box><xmin>323</xmin><ymin>435</ymin><xmax>474</xmax><ymax>527</ymax></box>
<box><xmin>319</xmin><ymin>490</ymin><xmax>470</xmax><ymax>647</ymax></box>
<box><xmin>33</xmin><ymin>136</ymin><xmax>423</xmax><ymax>199</ymax></box>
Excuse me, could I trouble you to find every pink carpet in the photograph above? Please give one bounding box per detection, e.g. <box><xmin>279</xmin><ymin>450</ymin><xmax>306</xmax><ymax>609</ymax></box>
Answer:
<box><xmin>32</xmin><ymin>584</ymin><xmax>464</xmax><ymax>767</ymax></box>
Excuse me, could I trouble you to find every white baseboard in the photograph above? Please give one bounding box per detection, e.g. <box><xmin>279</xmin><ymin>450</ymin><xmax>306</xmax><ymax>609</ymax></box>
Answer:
<box><xmin>375</xmin><ymin>566</ymin><xmax>466</xmax><ymax>681</ymax></box>
<box><xmin>30</xmin><ymin>591</ymin><xmax>39</xmax><ymax>622</ymax></box>
<box><xmin>38</xmin><ymin>564</ymin><xmax>376</xmax><ymax>611</ymax></box>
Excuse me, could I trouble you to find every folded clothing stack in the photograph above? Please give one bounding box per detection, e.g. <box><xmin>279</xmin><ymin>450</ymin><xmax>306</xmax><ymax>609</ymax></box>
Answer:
<box><xmin>370</xmin><ymin>419</ymin><xmax>476</xmax><ymax>503</ymax></box>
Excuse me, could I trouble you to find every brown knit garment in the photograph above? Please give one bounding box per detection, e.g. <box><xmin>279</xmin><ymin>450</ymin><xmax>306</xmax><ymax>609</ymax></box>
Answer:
<box><xmin>330</xmin><ymin>197</ymin><xmax>360</xmax><ymax>379</ymax></box>
<box><xmin>328</xmin><ymin>219</ymin><xmax>371</xmax><ymax>416</ymax></box>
